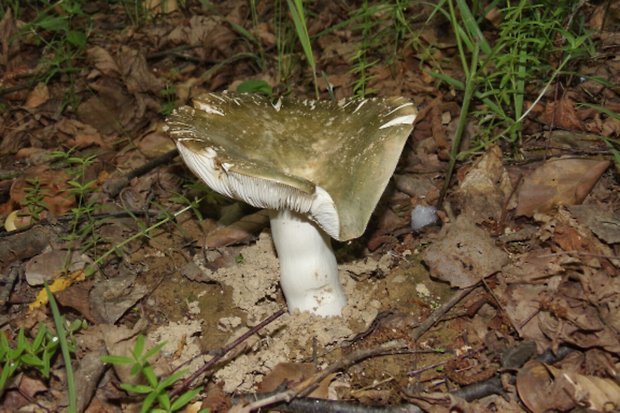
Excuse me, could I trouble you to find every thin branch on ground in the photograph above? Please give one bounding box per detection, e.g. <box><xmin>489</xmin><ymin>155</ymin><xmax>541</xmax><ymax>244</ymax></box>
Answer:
<box><xmin>103</xmin><ymin>148</ymin><xmax>179</xmax><ymax>197</ymax></box>
<box><xmin>169</xmin><ymin>308</ymin><xmax>286</xmax><ymax>398</ymax></box>
<box><xmin>410</xmin><ymin>285</ymin><xmax>477</xmax><ymax>341</ymax></box>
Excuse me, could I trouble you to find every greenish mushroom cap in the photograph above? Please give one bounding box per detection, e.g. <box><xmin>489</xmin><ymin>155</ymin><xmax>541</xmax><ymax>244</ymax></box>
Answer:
<box><xmin>166</xmin><ymin>92</ymin><xmax>416</xmax><ymax>241</ymax></box>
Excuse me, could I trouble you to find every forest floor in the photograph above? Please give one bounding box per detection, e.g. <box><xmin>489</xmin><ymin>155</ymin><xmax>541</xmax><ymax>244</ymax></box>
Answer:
<box><xmin>0</xmin><ymin>1</ymin><xmax>619</xmax><ymax>412</ymax></box>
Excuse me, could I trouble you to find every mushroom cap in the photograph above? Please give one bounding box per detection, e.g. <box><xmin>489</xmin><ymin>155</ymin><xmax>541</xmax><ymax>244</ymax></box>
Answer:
<box><xmin>166</xmin><ymin>92</ymin><xmax>416</xmax><ymax>241</ymax></box>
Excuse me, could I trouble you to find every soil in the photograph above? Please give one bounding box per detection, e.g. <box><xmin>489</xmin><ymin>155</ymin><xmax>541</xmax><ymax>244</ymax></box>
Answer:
<box><xmin>0</xmin><ymin>1</ymin><xmax>619</xmax><ymax>412</ymax></box>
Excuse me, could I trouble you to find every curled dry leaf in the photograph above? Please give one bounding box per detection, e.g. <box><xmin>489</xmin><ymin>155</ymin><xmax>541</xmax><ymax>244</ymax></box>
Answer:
<box><xmin>87</xmin><ymin>46</ymin><xmax>120</xmax><ymax>76</ymax></box>
<box><xmin>517</xmin><ymin>360</ymin><xmax>620</xmax><ymax>413</ymax></box>
<box><xmin>516</xmin><ymin>157</ymin><xmax>610</xmax><ymax>216</ymax></box>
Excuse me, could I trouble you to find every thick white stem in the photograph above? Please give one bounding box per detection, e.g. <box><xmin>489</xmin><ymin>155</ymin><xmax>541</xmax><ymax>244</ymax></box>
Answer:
<box><xmin>269</xmin><ymin>210</ymin><xmax>346</xmax><ymax>316</ymax></box>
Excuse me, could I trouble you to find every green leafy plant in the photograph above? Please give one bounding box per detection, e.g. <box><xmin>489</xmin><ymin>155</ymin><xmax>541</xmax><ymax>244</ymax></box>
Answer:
<box><xmin>430</xmin><ymin>0</ymin><xmax>593</xmax><ymax>151</ymax></box>
<box><xmin>101</xmin><ymin>335</ymin><xmax>206</xmax><ymax>413</ymax></box>
<box><xmin>429</xmin><ymin>0</ymin><xmax>593</xmax><ymax>203</ymax></box>
<box><xmin>350</xmin><ymin>0</ymin><xmax>380</xmax><ymax>97</ymax></box>
<box><xmin>23</xmin><ymin>177</ymin><xmax>48</xmax><ymax>221</ymax></box>
<box><xmin>0</xmin><ymin>325</ymin><xmax>59</xmax><ymax>396</ymax></box>
<box><xmin>118</xmin><ymin>0</ymin><xmax>150</xmax><ymax>26</ymax></box>
<box><xmin>51</xmin><ymin>149</ymin><xmax>103</xmax><ymax>255</ymax></box>
<box><xmin>236</xmin><ymin>79</ymin><xmax>273</xmax><ymax>96</ymax></box>
<box><xmin>18</xmin><ymin>0</ymin><xmax>90</xmax><ymax>108</ymax></box>
<box><xmin>160</xmin><ymin>83</ymin><xmax>177</xmax><ymax>116</ymax></box>
<box><xmin>0</xmin><ymin>299</ymin><xmax>82</xmax><ymax>403</ymax></box>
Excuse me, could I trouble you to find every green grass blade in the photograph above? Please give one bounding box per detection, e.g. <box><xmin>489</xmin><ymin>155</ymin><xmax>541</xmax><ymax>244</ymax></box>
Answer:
<box><xmin>455</xmin><ymin>0</ymin><xmax>491</xmax><ymax>55</ymax></box>
<box><xmin>45</xmin><ymin>283</ymin><xmax>77</xmax><ymax>413</ymax></box>
<box><xmin>286</xmin><ymin>0</ymin><xmax>319</xmax><ymax>97</ymax></box>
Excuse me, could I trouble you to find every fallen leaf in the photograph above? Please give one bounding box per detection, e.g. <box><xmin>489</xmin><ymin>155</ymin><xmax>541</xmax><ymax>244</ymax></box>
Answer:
<box><xmin>567</xmin><ymin>204</ymin><xmax>620</xmax><ymax>244</ymax></box>
<box><xmin>137</xmin><ymin>130</ymin><xmax>176</xmax><ymax>158</ymax></box>
<box><xmin>28</xmin><ymin>270</ymin><xmax>86</xmax><ymax>311</ymax></box>
<box><xmin>25</xmin><ymin>250</ymin><xmax>92</xmax><ymax>286</ymax></box>
<box><xmin>455</xmin><ymin>145</ymin><xmax>514</xmax><ymax>224</ymax></box>
<box><xmin>89</xmin><ymin>273</ymin><xmax>148</xmax><ymax>323</ymax></box>
<box><xmin>423</xmin><ymin>215</ymin><xmax>508</xmax><ymax>288</ymax></box>
<box><xmin>205</xmin><ymin>210</ymin><xmax>270</xmax><ymax>248</ymax></box>
<box><xmin>145</xmin><ymin>0</ymin><xmax>178</xmax><ymax>13</ymax></box>
<box><xmin>87</xmin><ymin>46</ymin><xmax>120</xmax><ymax>76</ymax></box>
<box><xmin>56</xmin><ymin>280</ymin><xmax>97</xmax><ymax>322</ymax></box>
<box><xmin>23</xmin><ymin>83</ymin><xmax>49</xmax><ymax>108</ymax></box>
<box><xmin>539</xmin><ymin>95</ymin><xmax>582</xmax><ymax>131</ymax></box>
<box><xmin>517</xmin><ymin>360</ymin><xmax>620</xmax><ymax>413</ymax></box>
<box><xmin>516</xmin><ymin>157</ymin><xmax>610</xmax><ymax>216</ymax></box>
<box><xmin>517</xmin><ymin>360</ymin><xmax>577</xmax><ymax>413</ymax></box>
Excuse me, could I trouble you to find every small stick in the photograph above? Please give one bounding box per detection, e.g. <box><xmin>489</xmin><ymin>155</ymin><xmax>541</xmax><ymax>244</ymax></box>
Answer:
<box><xmin>234</xmin><ymin>342</ymin><xmax>424</xmax><ymax>412</ymax></box>
<box><xmin>169</xmin><ymin>308</ymin><xmax>286</xmax><ymax>398</ymax></box>
<box><xmin>103</xmin><ymin>148</ymin><xmax>179</xmax><ymax>197</ymax></box>
<box><xmin>410</xmin><ymin>285</ymin><xmax>476</xmax><ymax>341</ymax></box>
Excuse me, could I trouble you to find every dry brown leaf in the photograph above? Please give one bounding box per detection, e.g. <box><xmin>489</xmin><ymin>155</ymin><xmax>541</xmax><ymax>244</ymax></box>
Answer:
<box><xmin>77</xmin><ymin>79</ymin><xmax>135</xmax><ymax>135</ymax></box>
<box><xmin>8</xmin><ymin>165</ymin><xmax>75</xmax><ymax>216</ymax></box>
<box><xmin>0</xmin><ymin>9</ymin><xmax>15</xmax><ymax>65</ymax></box>
<box><xmin>423</xmin><ymin>215</ymin><xmax>508</xmax><ymax>288</ymax></box>
<box><xmin>539</xmin><ymin>95</ymin><xmax>583</xmax><ymax>130</ymax></box>
<box><xmin>17</xmin><ymin>375</ymin><xmax>47</xmax><ymax>398</ymax></box>
<box><xmin>23</xmin><ymin>83</ymin><xmax>49</xmax><ymax>109</ymax></box>
<box><xmin>119</xmin><ymin>46</ymin><xmax>164</xmax><ymax>94</ymax></box>
<box><xmin>455</xmin><ymin>145</ymin><xmax>514</xmax><ymax>223</ymax></box>
<box><xmin>517</xmin><ymin>360</ymin><xmax>577</xmax><ymax>413</ymax></box>
<box><xmin>55</xmin><ymin>117</ymin><xmax>108</xmax><ymax>148</ymax></box>
<box><xmin>145</xmin><ymin>0</ymin><xmax>178</xmax><ymax>13</ymax></box>
<box><xmin>493</xmin><ymin>280</ymin><xmax>551</xmax><ymax>351</ymax></box>
<box><xmin>87</xmin><ymin>46</ymin><xmax>120</xmax><ymax>76</ymax></box>
<box><xmin>258</xmin><ymin>362</ymin><xmax>334</xmax><ymax>398</ymax></box>
<box><xmin>56</xmin><ymin>280</ymin><xmax>97</xmax><ymax>323</ymax></box>
<box><xmin>24</xmin><ymin>250</ymin><xmax>91</xmax><ymax>286</ymax></box>
<box><xmin>89</xmin><ymin>273</ymin><xmax>148</xmax><ymax>323</ymax></box>
<box><xmin>137</xmin><ymin>130</ymin><xmax>176</xmax><ymax>158</ymax></box>
<box><xmin>205</xmin><ymin>210</ymin><xmax>270</xmax><ymax>248</ymax></box>
<box><xmin>516</xmin><ymin>157</ymin><xmax>610</xmax><ymax>216</ymax></box>
<box><xmin>517</xmin><ymin>360</ymin><xmax>620</xmax><ymax>413</ymax></box>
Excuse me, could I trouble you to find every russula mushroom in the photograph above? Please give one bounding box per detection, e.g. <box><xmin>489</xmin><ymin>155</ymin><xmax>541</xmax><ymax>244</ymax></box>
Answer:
<box><xmin>166</xmin><ymin>92</ymin><xmax>416</xmax><ymax>316</ymax></box>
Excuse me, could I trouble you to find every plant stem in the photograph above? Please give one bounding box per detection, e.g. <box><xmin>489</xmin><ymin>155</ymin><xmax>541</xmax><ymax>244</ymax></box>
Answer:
<box><xmin>437</xmin><ymin>42</ymin><xmax>480</xmax><ymax>208</ymax></box>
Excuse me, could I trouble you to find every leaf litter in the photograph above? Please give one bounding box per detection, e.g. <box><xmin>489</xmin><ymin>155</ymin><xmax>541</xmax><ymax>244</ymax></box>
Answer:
<box><xmin>0</xmin><ymin>1</ymin><xmax>619</xmax><ymax>412</ymax></box>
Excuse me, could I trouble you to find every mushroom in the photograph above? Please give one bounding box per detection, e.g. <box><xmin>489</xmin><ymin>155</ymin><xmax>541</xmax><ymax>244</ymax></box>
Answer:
<box><xmin>166</xmin><ymin>92</ymin><xmax>416</xmax><ymax>316</ymax></box>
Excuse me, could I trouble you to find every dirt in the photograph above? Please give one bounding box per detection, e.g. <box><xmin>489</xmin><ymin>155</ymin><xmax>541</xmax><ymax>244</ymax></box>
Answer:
<box><xmin>1</xmin><ymin>1</ymin><xmax>619</xmax><ymax>412</ymax></box>
<box><xmin>141</xmin><ymin>229</ymin><xmax>446</xmax><ymax>394</ymax></box>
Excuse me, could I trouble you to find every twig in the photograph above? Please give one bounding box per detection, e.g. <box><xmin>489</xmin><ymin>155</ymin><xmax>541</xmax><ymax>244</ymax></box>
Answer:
<box><xmin>103</xmin><ymin>148</ymin><xmax>179</xmax><ymax>197</ymax></box>
<box><xmin>169</xmin><ymin>308</ymin><xmax>286</xmax><ymax>398</ymax></box>
<box><xmin>235</xmin><ymin>394</ymin><xmax>422</xmax><ymax>413</ymax></box>
<box><xmin>0</xmin><ymin>265</ymin><xmax>19</xmax><ymax>307</ymax></box>
<box><xmin>0</xmin><ymin>209</ymin><xmax>163</xmax><ymax>239</ymax></box>
<box><xmin>234</xmin><ymin>342</ymin><xmax>421</xmax><ymax>412</ymax></box>
<box><xmin>410</xmin><ymin>285</ymin><xmax>476</xmax><ymax>341</ymax></box>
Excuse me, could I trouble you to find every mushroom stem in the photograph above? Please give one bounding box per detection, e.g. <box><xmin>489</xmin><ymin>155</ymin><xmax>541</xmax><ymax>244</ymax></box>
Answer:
<box><xmin>269</xmin><ymin>210</ymin><xmax>346</xmax><ymax>316</ymax></box>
